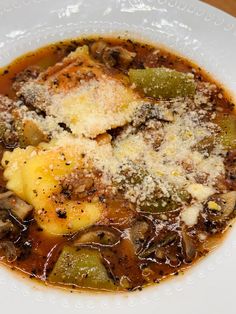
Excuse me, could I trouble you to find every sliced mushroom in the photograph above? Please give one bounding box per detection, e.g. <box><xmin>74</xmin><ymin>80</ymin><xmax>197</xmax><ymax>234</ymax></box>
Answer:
<box><xmin>220</xmin><ymin>191</ymin><xmax>236</xmax><ymax>218</ymax></box>
<box><xmin>0</xmin><ymin>191</ymin><xmax>13</xmax><ymax>200</ymax></box>
<box><xmin>90</xmin><ymin>41</ymin><xmax>136</xmax><ymax>68</ymax></box>
<box><xmin>225</xmin><ymin>150</ymin><xmax>236</xmax><ymax>190</ymax></box>
<box><xmin>139</xmin><ymin>232</ymin><xmax>178</xmax><ymax>259</ymax></box>
<box><xmin>130</xmin><ymin>220</ymin><xmax>150</xmax><ymax>254</ymax></box>
<box><xmin>90</xmin><ymin>40</ymin><xmax>107</xmax><ymax>59</ymax></box>
<box><xmin>203</xmin><ymin>191</ymin><xmax>236</xmax><ymax>234</ymax></box>
<box><xmin>0</xmin><ymin>207</ymin><xmax>22</xmax><ymax>243</ymax></box>
<box><xmin>0</xmin><ymin>241</ymin><xmax>17</xmax><ymax>262</ymax></box>
<box><xmin>102</xmin><ymin>48</ymin><xmax>118</xmax><ymax>68</ymax></box>
<box><xmin>0</xmin><ymin>193</ymin><xmax>33</xmax><ymax>220</ymax></box>
<box><xmin>141</xmin><ymin>267</ymin><xmax>155</xmax><ymax>282</ymax></box>
<box><xmin>74</xmin><ymin>226</ymin><xmax>120</xmax><ymax>247</ymax></box>
<box><xmin>0</xmin><ymin>219</ymin><xmax>15</xmax><ymax>240</ymax></box>
<box><xmin>158</xmin><ymin>233</ymin><xmax>178</xmax><ymax>247</ymax></box>
<box><xmin>119</xmin><ymin>275</ymin><xmax>132</xmax><ymax>289</ymax></box>
<box><xmin>0</xmin><ymin>208</ymin><xmax>9</xmax><ymax>221</ymax></box>
<box><xmin>139</xmin><ymin>243</ymin><xmax>157</xmax><ymax>258</ymax></box>
<box><xmin>206</xmin><ymin>191</ymin><xmax>236</xmax><ymax>220</ymax></box>
<box><xmin>154</xmin><ymin>247</ymin><xmax>166</xmax><ymax>260</ymax></box>
<box><xmin>182</xmin><ymin>229</ymin><xmax>197</xmax><ymax>263</ymax></box>
<box><xmin>103</xmin><ymin>46</ymin><xmax>135</xmax><ymax>68</ymax></box>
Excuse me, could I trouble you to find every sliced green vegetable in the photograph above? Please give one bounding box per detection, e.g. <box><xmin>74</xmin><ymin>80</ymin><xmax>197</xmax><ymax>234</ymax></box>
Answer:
<box><xmin>48</xmin><ymin>246</ymin><xmax>116</xmax><ymax>290</ymax></box>
<box><xmin>216</xmin><ymin>114</ymin><xmax>236</xmax><ymax>149</ymax></box>
<box><xmin>140</xmin><ymin>190</ymin><xmax>190</xmax><ymax>213</ymax></box>
<box><xmin>129</xmin><ymin>68</ymin><xmax>196</xmax><ymax>99</ymax></box>
<box><xmin>140</xmin><ymin>197</ymin><xmax>178</xmax><ymax>213</ymax></box>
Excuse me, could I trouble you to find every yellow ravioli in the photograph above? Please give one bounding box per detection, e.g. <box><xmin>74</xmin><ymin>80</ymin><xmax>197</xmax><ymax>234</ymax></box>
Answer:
<box><xmin>2</xmin><ymin>142</ymin><xmax>102</xmax><ymax>235</ymax></box>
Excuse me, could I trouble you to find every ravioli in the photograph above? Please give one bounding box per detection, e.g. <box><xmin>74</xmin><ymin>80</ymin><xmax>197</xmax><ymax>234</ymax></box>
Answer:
<box><xmin>2</xmin><ymin>137</ymin><xmax>103</xmax><ymax>235</ymax></box>
<box><xmin>19</xmin><ymin>45</ymin><xmax>140</xmax><ymax>138</ymax></box>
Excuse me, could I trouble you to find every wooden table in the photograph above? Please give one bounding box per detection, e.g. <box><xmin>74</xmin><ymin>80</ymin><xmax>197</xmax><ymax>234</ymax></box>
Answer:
<box><xmin>202</xmin><ymin>0</ymin><xmax>236</xmax><ymax>17</ymax></box>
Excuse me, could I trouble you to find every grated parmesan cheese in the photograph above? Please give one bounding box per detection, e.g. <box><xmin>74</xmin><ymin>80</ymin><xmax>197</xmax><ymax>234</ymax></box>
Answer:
<box><xmin>186</xmin><ymin>184</ymin><xmax>215</xmax><ymax>202</ymax></box>
<box><xmin>2</xmin><ymin>46</ymin><xmax>227</xmax><ymax>227</ymax></box>
<box><xmin>181</xmin><ymin>204</ymin><xmax>202</xmax><ymax>226</ymax></box>
<box><xmin>49</xmin><ymin>77</ymin><xmax>140</xmax><ymax>138</ymax></box>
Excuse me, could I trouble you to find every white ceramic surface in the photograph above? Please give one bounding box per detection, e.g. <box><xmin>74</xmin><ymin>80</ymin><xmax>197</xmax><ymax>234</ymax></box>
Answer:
<box><xmin>0</xmin><ymin>1</ymin><xmax>236</xmax><ymax>313</ymax></box>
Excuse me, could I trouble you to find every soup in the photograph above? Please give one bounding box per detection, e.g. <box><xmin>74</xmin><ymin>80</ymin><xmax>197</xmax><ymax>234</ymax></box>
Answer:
<box><xmin>0</xmin><ymin>36</ymin><xmax>235</xmax><ymax>292</ymax></box>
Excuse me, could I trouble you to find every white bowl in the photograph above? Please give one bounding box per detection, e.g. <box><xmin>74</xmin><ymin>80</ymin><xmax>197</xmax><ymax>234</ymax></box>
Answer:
<box><xmin>0</xmin><ymin>1</ymin><xmax>236</xmax><ymax>313</ymax></box>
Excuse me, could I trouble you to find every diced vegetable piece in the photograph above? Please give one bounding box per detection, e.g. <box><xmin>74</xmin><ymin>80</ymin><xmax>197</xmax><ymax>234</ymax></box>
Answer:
<box><xmin>139</xmin><ymin>232</ymin><xmax>178</xmax><ymax>258</ymax></box>
<box><xmin>130</xmin><ymin>220</ymin><xmax>150</xmax><ymax>253</ymax></box>
<box><xmin>221</xmin><ymin>191</ymin><xmax>236</xmax><ymax>217</ymax></box>
<box><xmin>0</xmin><ymin>219</ymin><xmax>15</xmax><ymax>240</ymax></box>
<box><xmin>207</xmin><ymin>191</ymin><xmax>236</xmax><ymax>220</ymax></box>
<box><xmin>204</xmin><ymin>192</ymin><xmax>236</xmax><ymax>235</ymax></box>
<box><xmin>139</xmin><ymin>197</ymin><xmax>179</xmax><ymax>213</ymax></box>
<box><xmin>216</xmin><ymin>114</ymin><xmax>236</xmax><ymax>149</ymax></box>
<box><xmin>0</xmin><ymin>241</ymin><xmax>17</xmax><ymax>262</ymax></box>
<box><xmin>74</xmin><ymin>227</ymin><xmax>120</xmax><ymax>246</ymax></box>
<box><xmin>90</xmin><ymin>41</ymin><xmax>136</xmax><ymax>68</ymax></box>
<box><xmin>0</xmin><ymin>194</ymin><xmax>32</xmax><ymax>220</ymax></box>
<box><xmin>140</xmin><ymin>190</ymin><xmax>190</xmax><ymax>213</ymax></box>
<box><xmin>16</xmin><ymin>119</ymin><xmax>47</xmax><ymax>148</ymax></box>
<box><xmin>22</xmin><ymin>120</ymin><xmax>47</xmax><ymax>146</ymax></box>
<box><xmin>129</xmin><ymin>68</ymin><xmax>196</xmax><ymax>99</ymax></box>
<box><xmin>182</xmin><ymin>229</ymin><xmax>196</xmax><ymax>262</ymax></box>
<box><xmin>49</xmin><ymin>246</ymin><xmax>116</xmax><ymax>290</ymax></box>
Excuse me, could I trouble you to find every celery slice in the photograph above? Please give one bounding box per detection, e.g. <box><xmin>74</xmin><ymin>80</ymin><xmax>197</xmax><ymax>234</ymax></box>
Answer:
<box><xmin>140</xmin><ymin>190</ymin><xmax>190</xmax><ymax>213</ymax></box>
<box><xmin>129</xmin><ymin>68</ymin><xmax>196</xmax><ymax>99</ymax></box>
<box><xmin>217</xmin><ymin>114</ymin><xmax>236</xmax><ymax>149</ymax></box>
<box><xmin>49</xmin><ymin>246</ymin><xmax>116</xmax><ymax>290</ymax></box>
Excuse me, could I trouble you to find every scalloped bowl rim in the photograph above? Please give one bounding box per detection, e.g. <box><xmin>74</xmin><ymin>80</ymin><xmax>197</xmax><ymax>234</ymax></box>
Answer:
<box><xmin>0</xmin><ymin>1</ymin><xmax>236</xmax><ymax>313</ymax></box>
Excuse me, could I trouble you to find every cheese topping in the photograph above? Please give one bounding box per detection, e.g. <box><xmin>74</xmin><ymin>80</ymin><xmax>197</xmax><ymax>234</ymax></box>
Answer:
<box><xmin>1</xmin><ymin>45</ymin><xmax>228</xmax><ymax>235</ymax></box>
<box><xmin>49</xmin><ymin>78</ymin><xmax>140</xmax><ymax>138</ymax></box>
<box><xmin>181</xmin><ymin>204</ymin><xmax>202</xmax><ymax>226</ymax></box>
<box><xmin>186</xmin><ymin>184</ymin><xmax>215</xmax><ymax>202</ymax></box>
